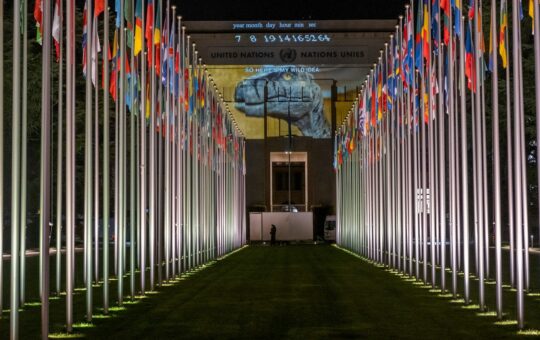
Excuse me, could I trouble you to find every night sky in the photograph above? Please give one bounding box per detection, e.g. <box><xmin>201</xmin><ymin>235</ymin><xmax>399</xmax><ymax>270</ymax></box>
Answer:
<box><xmin>173</xmin><ymin>0</ymin><xmax>406</xmax><ymax>21</ymax></box>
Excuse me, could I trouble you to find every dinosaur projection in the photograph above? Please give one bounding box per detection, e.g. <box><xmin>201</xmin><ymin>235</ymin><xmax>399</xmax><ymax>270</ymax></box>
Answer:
<box><xmin>234</xmin><ymin>67</ymin><xmax>331</xmax><ymax>138</ymax></box>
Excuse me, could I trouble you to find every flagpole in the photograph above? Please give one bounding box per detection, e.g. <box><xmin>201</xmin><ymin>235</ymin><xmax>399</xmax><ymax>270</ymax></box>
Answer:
<box><xmin>164</xmin><ymin>1</ymin><xmax>171</xmax><ymax>282</ymax></box>
<box><xmin>40</xmin><ymin>0</ymin><xmax>53</xmax><ymax>334</ymax></box>
<box><xmin>94</xmin><ymin>15</ymin><xmax>100</xmax><ymax>285</ymax></box>
<box><xmin>511</xmin><ymin>0</ymin><xmax>524</xmax><ymax>328</ymax></box>
<box><xmin>56</xmin><ymin>0</ymin><xmax>64</xmax><ymax>297</ymax></box>
<box><xmin>150</xmin><ymin>19</ymin><xmax>157</xmax><ymax>291</ymax></box>
<box><xmin>11</xmin><ymin>0</ymin><xmax>22</xmax><ymax>336</ymax></box>
<box><xmin>139</xmin><ymin>0</ymin><xmax>147</xmax><ymax>295</ymax></box>
<box><xmin>85</xmin><ymin>0</ymin><xmax>94</xmax><ymax>321</ymax></box>
<box><xmin>427</xmin><ymin>0</ymin><xmax>436</xmax><ymax>288</ymax></box>
<box><xmin>479</xmin><ymin>3</ymin><xmax>490</xmax><ymax>282</ymax></box>
<box><xmin>437</xmin><ymin>0</ymin><xmax>447</xmax><ymax>294</ymax></box>
<box><xmin>504</xmin><ymin>0</ymin><xmax>515</xmax><ymax>289</ymax></box>
<box><xmin>20</xmin><ymin>0</ymin><xmax>29</xmax><ymax>307</ymax></box>
<box><xmin>0</xmin><ymin>0</ymin><xmax>3</xmax><ymax>318</ymax></box>
<box><xmin>118</xmin><ymin>6</ymin><xmax>126</xmax><ymax>305</ymax></box>
<box><xmin>130</xmin><ymin>0</ymin><xmax>136</xmax><ymax>301</ymax></box>
<box><xmin>103</xmin><ymin>4</ymin><xmax>110</xmax><ymax>314</ymax></box>
<box><xmin>66</xmin><ymin>0</ymin><xmax>76</xmax><ymax>330</ymax></box>
<box><xmin>114</xmin><ymin>30</ymin><xmax>119</xmax><ymax>278</ymax></box>
<box><xmin>490</xmin><ymin>0</ymin><xmax>502</xmax><ymax>320</ymax></box>
<box><xmin>157</xmin><ymin>0</ymin><xmax>164</xmax><ymax>286</ymax></box>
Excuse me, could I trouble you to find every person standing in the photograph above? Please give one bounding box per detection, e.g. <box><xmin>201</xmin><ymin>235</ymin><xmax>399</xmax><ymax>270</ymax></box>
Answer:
<box><xmin>270</xmin><ymin>224</ymin><xmax>277</xmax><ymax>246</ymax></box>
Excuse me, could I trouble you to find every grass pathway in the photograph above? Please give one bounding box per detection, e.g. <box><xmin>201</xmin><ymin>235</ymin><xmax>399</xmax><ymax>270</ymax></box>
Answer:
<box><xmin>74</xmin><ymin>244</ymin><xmax>526</xmax><ymax>339</ymax></box>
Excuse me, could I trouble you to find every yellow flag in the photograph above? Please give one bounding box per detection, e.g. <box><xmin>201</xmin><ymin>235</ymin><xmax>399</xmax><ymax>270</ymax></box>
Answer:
<box><xmin>500</xmin><ymin>0</ymin><xmax>508</xmax><ymax>68</ymax></box>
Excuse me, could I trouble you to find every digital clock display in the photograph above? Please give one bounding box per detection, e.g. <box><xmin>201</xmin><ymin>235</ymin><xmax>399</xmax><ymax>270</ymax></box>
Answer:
<box><xmin>234</xmin><ymin>33</ymin><xmax>332</xmax><ymax>44</ymax></box>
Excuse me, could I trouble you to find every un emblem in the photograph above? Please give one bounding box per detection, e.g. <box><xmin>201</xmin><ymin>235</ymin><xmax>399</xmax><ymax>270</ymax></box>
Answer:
<box><xmin>280</xmin><ymin>48</ymin><xmax>297</xmax><ymax>63</ymax></box>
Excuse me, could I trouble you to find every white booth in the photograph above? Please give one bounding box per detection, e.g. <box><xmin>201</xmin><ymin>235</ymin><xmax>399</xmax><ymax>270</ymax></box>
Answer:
<box><xmin>249</xmin><ymin>212</ymin><xmax>313</xmax><ymax>242</ymax></box>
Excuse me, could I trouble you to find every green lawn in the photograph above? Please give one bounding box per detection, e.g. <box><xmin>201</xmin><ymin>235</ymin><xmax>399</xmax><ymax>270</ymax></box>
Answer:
<box><xmin>2</xmin><ymin>244</ymin><xmax>540</xmax><ymax>338</ymax></box>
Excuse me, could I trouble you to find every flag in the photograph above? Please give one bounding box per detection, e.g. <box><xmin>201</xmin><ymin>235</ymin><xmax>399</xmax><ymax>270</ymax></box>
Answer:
<box><xmin>465</xmin><ymin>22</ymin><xmax>476</xmax><ymax>91</ymax></box>
<box><xmin>52</xmin><ymin>0</ymin><xmax>61</xmax><ymax>61</ymax></box>
<box><xmin>82</xmin><ymin>1</ymin><xmax>89</xmax><ymax>76</ymax></box>
<box><xmin>145</xmin><ymin>0</ymin><xmax>154</xmax><ymax>42</ymax></box>
<box><xmin>134</xmin><ymin>0</ymin><xmax>143</xmax><ymax>55</ymax></box>
<box><xmin>454</xmin><ymin>0</ymin><xmax>462</xmax><ymax>36</ymax></box>
<box><xmin>530</xmin><ymin>0</ymin><xmax>534</xmax><ymax>32</ymax></box>
<box><xmin>110</xmin><ymin>30</ymin><xmax>119</xmax><ymax>101</ymax></box>
<box><xmin>422</xmin><ymin>0</ymin><xmax>430</xmax><ymax>63</ymax></box>
<box><xmin>488</xmin><ymin>6</ymin><xmax>494</xmax><ymax>73</ymax></box>
<box><xmin>432</xmin><ymin>0</ymin><xmax>440</xmax><ymax>50</ymax></box>
<box><xmin>468</xmin><ymin>0</ymin><xmax>475</xmax><ymax>20</ymax></box>
<box><xmin>124</xmin><ymin>0</ymin><xmax>134</xmax><ymax>47</ymax></box>
<box><xmin>154</xmin><ymin>1</ymin><xmax>162</xmax><ymax>45</ymax></box>
<box><xmin>500</xmin><ymin>0</ymin><xmax>508</xmax><ymax>68</ymax></box>
<box><xmin>115</xmin><ymin>0</ymin><xmax>121</xmax><ymax>27</ymax></box>
<box><xmin>34</xmin><ymin>0</ymin><xmax>43</xmax><ymax>44</ymax></box>
<box><xmin>91</xmin><ymin>16</ymin><xmax>102</xmax><ymax>86</ymax></box>
<box><xmin>95</xmin><ymin>0</ymin><xmax>105</xmax><ymax>17</ymax></box>
<box><xmin>415</xmin><ymin>0</ymin><xmax>424</xmax><ymax>70</ymax></box>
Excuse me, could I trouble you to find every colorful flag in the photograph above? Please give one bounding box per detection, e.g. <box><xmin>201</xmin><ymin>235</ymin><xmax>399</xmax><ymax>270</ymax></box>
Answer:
<box><xmin>82</xmin><ymin>1</ymin><xmax>89</xmax><ymax>76</ymax></box>
<box><xmin>52</xmin><ymin>0</ymin><xmax>61</xmax><ymax>61</ymax></box>
<box><xmin>134</xmin><ymin>0</ymin><xmax>143</xmax><ymax>55</ymax></box>
<box><xmin>34</xmin><ymin>0</ymin><xmax>43</xmax><ymax>44</ymax></box>
<box><xmin>415</xmin><ymin>0</ymin><xmax>424</xmax><ymax>70</ymax></box>
<box><xmin>488</xmin><ymin>6</ymin><xmax>494</xmax><ymax>73</ymax></box>
<box><xmin>422</xmin><ymin>0</ymin><xmax>430</xmax><ymax>63</ymax></box>
<box><xmin>465</xmin><ymin>22</ymin><xmax>476</xmax><ymax>91</ymax></box>
<box><xmin>95</xmin><ymin>0</ymin><xmax>105</xmax><ymax>17</ymax></box>
<box><xmin>454</xmin><ymin>0</ymin><xmax>462</xmax><ymax>36</ymax></box>
<box><xmin>499</xmin><ymin>0</ymin><xmax>508</xmax><ymax>68</ymax></box>
<box><xmin>91</xmin><ymin>16</ymin><xmax>102</xmax><ymax>87</ymax></box>
<box><xmin>110</xmin><ymin>29</ymin><xmax>119</xmax><ymax>101</ymax></box>
<box><xmin>115</xmin><ymin>0</ymin><xmax>121</xmax><ymax>27</ymax></box>
<box><xmin>145</xmin><ymin>0</ymin><xmax>154</xmax><ymax>42</ymax></box>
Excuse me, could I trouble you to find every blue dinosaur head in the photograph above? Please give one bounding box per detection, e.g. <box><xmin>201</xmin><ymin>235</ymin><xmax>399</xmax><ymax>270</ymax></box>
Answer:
<box><xmin>234</xmin><ymin>67</ymin><xmax>322</xmax><ymax>123</ymax></box>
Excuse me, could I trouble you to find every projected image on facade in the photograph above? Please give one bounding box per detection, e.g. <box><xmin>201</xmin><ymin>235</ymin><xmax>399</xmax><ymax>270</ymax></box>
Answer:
<box><xmin>208</xmin><ymin>65</ymin><xmax>366</xmax><ymax>139</ymax></box>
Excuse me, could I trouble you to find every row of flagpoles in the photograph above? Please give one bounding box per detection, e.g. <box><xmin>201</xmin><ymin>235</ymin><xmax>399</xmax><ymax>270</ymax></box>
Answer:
<box><xmin>336</xmin><ymin>0</ymin><xmax>537</xmax><ymax>330</ymax></box>
<box><xmin>3</xmin><ymin>0</ymin><xmax>247</xmax><ymax>338</ymax></box>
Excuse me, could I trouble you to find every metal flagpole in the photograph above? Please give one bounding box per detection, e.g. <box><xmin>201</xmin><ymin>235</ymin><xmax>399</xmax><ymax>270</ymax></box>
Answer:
<box><xmin>85</xmin><ymin>0</ymin><xmax>94</xmax><ymax>321</ymax></box>
<box><xmin>94</xmin><ymin>14</ymin><xmax>100</xmax><ymax>285</ymax></box>
<box><xmin>118</xmin><ymin>11</ymin><xmax>126</xmax><ymax>305</ymax></box>
<box><xmin>21</xmin><ymin>0</ymin><xmax>28</xmax><ymax>305</ymax></box>
<box><xmin>473</xmin><ymin>2</ymin><xmax>485</xmax><ymax>311</ymax></box>
<box><xmin>56</xmin><ymin>0</ymin><xmax>64</xmax><ymax>296</ymax></box>
<box><xmin>103</xmin><ymin>4</ymin><xmax>110</xmax><ymax>314</ymax></box>
<box><xmin>157</xmin><ymin>1</ymin><xmax>164</xmax><ymax>285</ymax></box>
<box><xmin>503</xmin><ymin>0</ymin><xmax>515</xmax><ymax>289</ymax></box>
<box><xmin>140</xmin><ymin>0</ymin><xmax>147</xmax><ymax>295</ymax></box>
<box><xmin>66</xmin><ymin>0</ymin><xmax>76</xmax><ymax>331</ymax></box>
<box><xmin>438</xmin><ymin>0</ymin><xmax>447</xmax><ymax>293</ymax></box>
<box><xmin>164</xmin><ymin>1</ymin><xmax>171</xmax><ymax>282</ymax></box>
<box><xmin>114</xmin><ymin>28</ymin><xmax>119</xmax><ymax>278</ymax></box>
<box><xmin>511</xmin><ymin>0</ymin><xmax>524</xmax><ymax>328</ymax></box>
<box><xmin>491</xmin><ymin>0</ymin><xmax>502</xmax><ymax>319</ymax></box>
<box><xmin>40</xmin><ymin>0</ymin><xmax>53</xmax><ymax>335</ymax></box>
<box><xmin>150</xmin><ymin>17</ymin><xmax>157</xmax><ymax>291</ymax></box>
<box><xmin>427</xmin><ymin>0</ymin><xmax>436</xmax><ymax>287</ymax></box>
<box><xmin>0</xmin><ymin>0</ymin><xmax>4</xmax><ymax>318</ymax></box>
<box><xmin>130</xmin><ymin>0</ymin><xmax>136</xmax><ymax>301</ymax></box>
<box><xmin>447</xmin><ymin>7</ymin><xmax>455</xmax><ymax>297</ymax></box>
<box><xmin>11</xmin><ymin>0</ymin><xmax>22</xmax><ymax>335</ymax></box>
<box><xmin>479</xmin><ymin>2</ymin><xmax>490</xmax><ymax>282</ymax></box>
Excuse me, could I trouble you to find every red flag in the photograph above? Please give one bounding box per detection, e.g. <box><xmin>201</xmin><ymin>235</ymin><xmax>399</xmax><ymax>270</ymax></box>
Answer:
<box><xmin>34</xmin><ymin>0</ymin><xmax>43</xmax><ymax>44</ymax></box>
<box><xmin>94</xmin><ymin>0</ymin><xmax>105</xmax><ymax>17</ymax></box>
<box><xmin>52</xmin><ymin>0</ymin><xmax>61</xmax><ymax>61</ymax></box>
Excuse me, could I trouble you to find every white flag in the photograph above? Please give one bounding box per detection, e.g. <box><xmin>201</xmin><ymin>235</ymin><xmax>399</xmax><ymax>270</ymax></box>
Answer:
<box><xmin>91</xmin><ymin>16</ymin><xmax>101</xmax><ymax>86</ymax></box>
<box><xmin>52</xmin><ymin>0</ymin><xmax>61</xmax><ymax>61</ymax></box>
